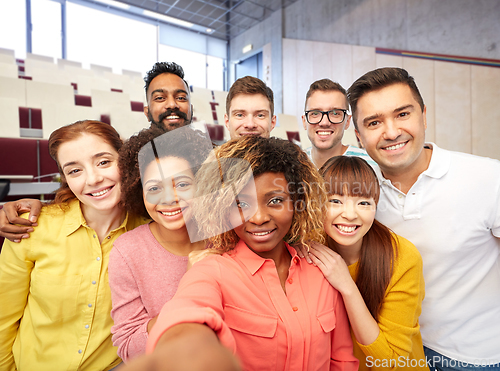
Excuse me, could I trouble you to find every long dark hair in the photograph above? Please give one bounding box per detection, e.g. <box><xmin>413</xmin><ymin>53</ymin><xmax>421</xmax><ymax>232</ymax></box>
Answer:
<box><xmin>320</xmin><ymin>156</ymin><xmax>396</xmax><ymax>321</ymax></box>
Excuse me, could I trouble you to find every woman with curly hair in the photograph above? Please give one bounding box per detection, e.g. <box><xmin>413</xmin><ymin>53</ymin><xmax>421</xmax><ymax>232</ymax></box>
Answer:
<box><xmin>108</xmin><ymin>125</ymin><xmax>213</xmax><ymax>362</ymax></box>
<box><xmin>124</xmin><ymin>136</ymin><xmax>359</xmax><ymax>371</ymax></box>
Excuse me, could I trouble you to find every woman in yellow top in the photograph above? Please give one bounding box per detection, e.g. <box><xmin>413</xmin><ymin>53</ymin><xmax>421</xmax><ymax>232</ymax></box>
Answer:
<box><xmin>301</xmin><ymin>156</ymin><xmax>427</xmax><ymax>371</ymax></box>
<box><xmin>0</xmin><ymin>120</ymin><xmax>146</xmax><ymax>371</ymax></box>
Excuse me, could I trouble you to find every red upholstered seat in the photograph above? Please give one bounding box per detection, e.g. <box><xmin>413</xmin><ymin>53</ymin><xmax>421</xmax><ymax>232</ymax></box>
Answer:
<box><xmin>75</xmin><ymin>94</ymin><xmax>92</xmax><ymax>107</ymax></box>
<box><xmin>205</xmin><ymin>124</ymin><xmax>224</xmax><ymax>142</ymax></box>
<box><xmin>18</xmin><ymin>107</ymin><xmax>43</xmax><ymax>129</ymax></box>
<box><xmin>130</xmin><ymin>101</ymin><xmax>144</xmax><ymax>112</ymax></box>
<box><xmin>286</xmin><ymin>131</ymin><xmax>301</xmax><ymax>144</ymax></box>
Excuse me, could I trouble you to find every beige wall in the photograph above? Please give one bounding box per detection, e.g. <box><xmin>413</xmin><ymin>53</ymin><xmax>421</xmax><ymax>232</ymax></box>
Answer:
<box><xmin>282</xmin><ymin>38</ymin><xmax>500</xmax><ymax>160</ymax></box>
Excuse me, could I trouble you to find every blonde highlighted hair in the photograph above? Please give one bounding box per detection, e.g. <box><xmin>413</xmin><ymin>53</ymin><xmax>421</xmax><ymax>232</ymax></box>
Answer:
<box><xmin>193</xmin><ymin>136</ymin><xmax>327</xmax><ymax>252</ymax></box>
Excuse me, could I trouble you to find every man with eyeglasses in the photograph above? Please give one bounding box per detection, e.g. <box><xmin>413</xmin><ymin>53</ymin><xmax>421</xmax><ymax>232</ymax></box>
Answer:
<box><xmin>302</xmin><ymin>79</ymin><xmax>375</xmax><ymax>169</ymax></box>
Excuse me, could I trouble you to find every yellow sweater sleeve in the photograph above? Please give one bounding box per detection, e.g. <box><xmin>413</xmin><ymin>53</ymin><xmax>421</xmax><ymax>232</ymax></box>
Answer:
<box><xmin>351</xmin><ymin>234</ymin><xmax>427</xmax><ymax>370</ymax></box>
<box><xmin>0</xmin><ymin>234</ymin><xmax>33</xmax><ymax>371</ymax></box>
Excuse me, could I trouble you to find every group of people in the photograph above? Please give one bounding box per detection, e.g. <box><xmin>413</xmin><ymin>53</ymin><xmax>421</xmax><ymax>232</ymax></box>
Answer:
<box><xmin>0</xmin><ymin>61</ymin><xmax>498</xmax><ymax>371</ymax></box>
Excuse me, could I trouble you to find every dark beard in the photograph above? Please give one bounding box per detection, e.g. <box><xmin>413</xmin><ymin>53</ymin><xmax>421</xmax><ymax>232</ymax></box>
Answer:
<box><xmin>148</xmin><ymin>108</ymin><xmax>191</xmax><ymax>131</ymax></box>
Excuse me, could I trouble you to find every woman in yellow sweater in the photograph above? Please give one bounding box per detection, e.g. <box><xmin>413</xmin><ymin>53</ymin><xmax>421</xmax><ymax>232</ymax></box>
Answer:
<box><xmin>301</xmin><ymin>156</ymin><xmax>427</xmax><ymax>371</ymax></box>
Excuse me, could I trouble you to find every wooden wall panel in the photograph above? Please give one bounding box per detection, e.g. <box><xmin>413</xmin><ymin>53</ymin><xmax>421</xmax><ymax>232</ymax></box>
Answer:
<box><xmin>403</xmin><ymin>58</ymin><xmax>436</xmax><ymax>143</ymax></box>
<box><xmin>471</xmin><ymin>65</ymin><xmax>500</xmax><ymax>159</ymax></box>
<box><xmin>434</xmin><ymin>61</ymin><xmax>471</xmax><ymax>152</ymax></box>
<box><xmin>352</xmin><ymin>45</ymin><xmax>376</xmax><ymax>82</ymax></box>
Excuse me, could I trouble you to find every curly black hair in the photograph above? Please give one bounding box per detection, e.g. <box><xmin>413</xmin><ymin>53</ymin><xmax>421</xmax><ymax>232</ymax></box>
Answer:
<box><xmin>193</xmin><ymin>136</ymin><xmax>327</xmax><ymax>250</ymax></box>
<box><xmin>144</xmin><ymin>62</ymin><xmax>189</xmax><ymax>98</ymax></box>
<box><xmin>119</xmin><ymin>126</ymin><xmax>214</xmax><ymax>219</ymax></box>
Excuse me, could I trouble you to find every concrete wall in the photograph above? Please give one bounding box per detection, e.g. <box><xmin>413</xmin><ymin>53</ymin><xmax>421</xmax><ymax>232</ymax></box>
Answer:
<box><xmin>229</xmin><ymin>9</ymin><xmax>284</xmax><ymax>113</ymax></box>
<box><xmin>283</xmin><ymin>0</ymin><xmax>500</xmax><ymax>60</ymax></box>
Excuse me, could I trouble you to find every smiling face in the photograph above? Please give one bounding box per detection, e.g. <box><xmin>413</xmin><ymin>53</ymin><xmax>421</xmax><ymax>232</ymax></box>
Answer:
<box><xmin>355</xmin><ymin>83</ymin><xmax>428</xmax><ymax>176</ymax></box>
<box><xmin>144</xmin><ymin>73</ymin><xmax>193</xmax><ymax>131</ymax></box>
<box><xmin>224</xmin><ymin>94</ymin><xmax>276</xmax><ymax>139</ymax></box>
<box><xmin>324</xmin><ymin>194</ymin><xmax>376</xmax><ymax>252</ymax></box>
<box><xmin>142</xmin><ymin>156</ymin><xmax>196</xmax><ymax>232</ymax></box>
<box><xmin>57</xmin><ymin>133</ymin><xmax>121</xmax><ymax>214</ymax></box>
<box><xmin>302</xmin><ymin>90</ymin><xmax>351</xmax><ymax>152</ymax></box>
<box><xmin>230</xmin><ymin>173</ymin><xmax>293</xmax><ymax>260</ymax></box>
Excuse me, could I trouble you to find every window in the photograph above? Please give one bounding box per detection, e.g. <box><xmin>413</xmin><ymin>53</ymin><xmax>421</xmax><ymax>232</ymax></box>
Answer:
<box><xmin>159</xmin><ymin>44</ymin><xmax>207</xmax><ymax>89</ymax></box>
<box><xmin>207</xmin><ymin>55</ymin><xmax>224</xmax><ymax>91</ymax></box>
<box><xmin>0</xmin><ymin>0</ymin><xmax>26</xmax><ymax>58</ymax></box>
<box><xmin>31</xmin><ymin>0</ymin><xmax>62</xmax><ymax>59</ymax></box>
<box><xmin>66</xmin><ymin>2</ymin><xmax>157</xmax><ymax>73</ymax></box>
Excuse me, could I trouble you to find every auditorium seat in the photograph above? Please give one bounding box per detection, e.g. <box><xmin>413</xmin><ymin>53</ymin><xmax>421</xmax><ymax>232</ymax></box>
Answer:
<box><xmin>190</xmin><ymin>87</ymin><xmax>214</xmax><ymax>125</ymax></box>
<box><xmin>0</xmin><ymin>62</ymin><xmax>18</xmax><ymax>78</ymax></box>
<box><xmin>205</xmin><ymin>123</ymin><xmax>225</xmax><ymax>144</ymax></box>
<box><xmin>75</xmin><ymin>95</ymin><xmax>92</xmax><ymax>107</ymax></box>
<box><xmin>0</xmin><ymin>76</ymin><xmax>27</xmax><ymax>107</ymax></box>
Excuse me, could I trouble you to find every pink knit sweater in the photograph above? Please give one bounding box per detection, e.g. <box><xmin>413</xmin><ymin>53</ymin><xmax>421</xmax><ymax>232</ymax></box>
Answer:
<box><xmin>108</xmin><ymin>223</ymin><xmax>188</xmax><ymax>362</ymax></box>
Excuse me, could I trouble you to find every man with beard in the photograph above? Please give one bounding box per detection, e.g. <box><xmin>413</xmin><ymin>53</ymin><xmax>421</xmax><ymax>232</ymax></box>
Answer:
<box><xmin>302</xmin><ymin>78</ymin><xmax>375</xmax><ymax>169</ymax></box>
<box><xmin>143</xmin><ymin>62</ymin><xmax>192</xmax><ymax>131</ymax></box>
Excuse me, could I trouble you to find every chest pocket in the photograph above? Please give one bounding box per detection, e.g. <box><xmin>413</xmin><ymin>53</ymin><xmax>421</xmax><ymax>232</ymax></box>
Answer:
<box><xmin>317</xmin><ymin>308</ymin><xmax>337</xmax><ymax>333</ymax></box>
<box><xmin>312</xmin><ymin>308</ymin><xmax>338</xmax><ymax>367</ymax></box>
<box><xmin>31</xmin><ymin>270</ymin><xmax>83</xmax><ymax>322</ymax></box>
<box><xmin>224</xmin><ymin>304</ymin><xmax>278</xmax><ymax>369</ymax></box>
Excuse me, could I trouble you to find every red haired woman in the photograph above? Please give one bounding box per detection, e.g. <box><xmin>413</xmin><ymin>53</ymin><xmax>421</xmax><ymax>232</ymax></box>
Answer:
<box><xmin>0</xmin><ymin>120</ymin><xmax>147</xmax><ymax>371</ymax></box>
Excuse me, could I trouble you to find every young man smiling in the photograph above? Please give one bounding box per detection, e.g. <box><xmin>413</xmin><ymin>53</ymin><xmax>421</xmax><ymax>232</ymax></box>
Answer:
<box><xmin>224</xmin><ymin>76</ymin><xmax>276</xmax><ymax>139</ymax></box>
<box><xmin>302</xmin><ymin>79</ymin><xmax>375</xmax><ymax>169</ymax></box>
<box><xmin>348</xmin><ymin>67</ymin><xmax>500</xmax><ymax>370</ymax></box>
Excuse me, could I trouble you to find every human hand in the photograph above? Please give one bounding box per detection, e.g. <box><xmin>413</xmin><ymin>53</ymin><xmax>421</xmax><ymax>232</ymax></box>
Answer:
<box><xmin>292</xmin><ymin>241</ymin><xmax>313</xmax><ymax>264</ymax></box>
<box><xmin>0</xmin><ymin>199</ymin><xmax>43</xmax><ymax>242</ymax></box>
<box><xmin>307</xmin><ymin>241</ymin><xmax>355</xmax><ymax>295</ymax></box>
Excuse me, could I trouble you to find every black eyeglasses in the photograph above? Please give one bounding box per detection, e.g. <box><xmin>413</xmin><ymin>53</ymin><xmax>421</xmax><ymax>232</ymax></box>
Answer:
<box><xmin>304</xmin><ymin>109</ymin><xmax>348</xmax><ymax>124</ymax></box>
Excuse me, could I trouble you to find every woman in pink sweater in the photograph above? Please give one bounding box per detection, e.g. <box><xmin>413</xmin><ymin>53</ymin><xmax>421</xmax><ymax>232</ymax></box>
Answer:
<box><xmin>108</xmin><ymin>126</ymin><xmax>213</xmax><ymax>362</ymax></box>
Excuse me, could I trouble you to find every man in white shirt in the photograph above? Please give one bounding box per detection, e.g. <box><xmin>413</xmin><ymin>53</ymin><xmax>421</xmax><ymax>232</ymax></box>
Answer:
<box><xmin>302</xmin><ymin>79</ymin><xmax>375</xmax><ymax>169</ymax></box>
<box><xmin>347</xmin><ymin>67</ymin><xmax>500</xmax><ymax>370</ymax></box>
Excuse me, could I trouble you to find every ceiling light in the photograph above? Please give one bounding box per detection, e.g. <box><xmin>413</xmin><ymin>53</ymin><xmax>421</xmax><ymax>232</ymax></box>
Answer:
<box><xmin>94</xmin><ymin>0</ymin><xmax>130</xmax><ymax>10</ymax></box>
<box><xmin>206</xmin><ymin>28</ymin><xmax>213</xmax><ymax>33</ymax></box>
<box><xmin>143</xmin><ymin>10</ymin><xmax>194</xmax><ymax>28</ymax></box>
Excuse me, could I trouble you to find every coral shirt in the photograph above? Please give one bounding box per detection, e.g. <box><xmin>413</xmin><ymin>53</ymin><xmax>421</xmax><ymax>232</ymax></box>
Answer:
<box><xmin>147</xmin><ymin>240</ymin><xmax>358</xmax><ymax>371</ymax></box>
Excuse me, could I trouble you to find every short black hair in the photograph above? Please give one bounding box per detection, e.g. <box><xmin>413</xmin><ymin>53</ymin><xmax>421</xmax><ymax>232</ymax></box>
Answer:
<box><xmin>144</xmin><ymin>62</ymin><xmax>189</xmax><ymax>98</ymax></box>
<box><xmin>347</xmin><ymin>67</ymin><xmax>424</xmax><ymax>129</ymax></box>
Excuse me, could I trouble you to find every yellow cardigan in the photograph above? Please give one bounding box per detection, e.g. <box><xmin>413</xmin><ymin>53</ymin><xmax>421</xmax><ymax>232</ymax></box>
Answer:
<box><xmin>348</xmin><ymin>234</ymin><xmax>428</xmax><ymax>371</ymax></box>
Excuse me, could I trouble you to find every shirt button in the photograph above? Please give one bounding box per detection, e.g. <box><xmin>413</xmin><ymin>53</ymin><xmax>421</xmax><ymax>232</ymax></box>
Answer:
<box><xmin>288</xmin><ymin>278</ymin><xmax>293</xmax><ymax>284</ymax></box>
<box><xmin>398</xmin><ymin>194</ymin><xmax>403</xmax><ymax>199</ymax></box>
<box><xmin>292</xmin><ymin>307</ymin><xmax>298</xmax><ymax>312</ymax></box>
<box><xmin>88</xmin><ymin>304</ymin><xmax>92</xmax><ymax>308</ymax></box>
<box><xmin>93</xmin><ymin>235</ymin><xmax>96</xmax><ymax>238</ymax></box>
<box><xmin>78</xmin><ymin>349</ymin><xmax>82</xmax><ymax>354</ymax></box>
<box><xmin>85</xmin><ymin>325</ymin><xmax>89</xmax><ymax>329</ymax></box>
<box><xmin>96</xmin><ymin>257</ymin><xmax>101</xmax><ymax>261</ymax></box>
<box><xmin>92</xmin><ymin>281</ymin><xmax>96</xmax><ymax>285</ymax></box>
<box><xmin>107</xmin><ymin>236</ymin><xmax>111</xmax><ymax>239</ymax></box>
<box><xmin>293</xmin><ymin>257</ymin><xmax>300</xmax><ymax>264</ymax></box>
